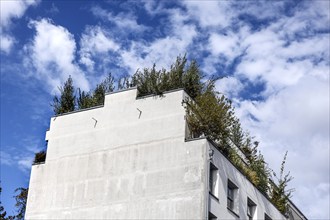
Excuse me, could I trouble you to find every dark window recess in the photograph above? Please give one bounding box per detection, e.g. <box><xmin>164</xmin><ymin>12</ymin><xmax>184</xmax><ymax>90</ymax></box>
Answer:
<box><xmin>209</xmin><ymin>163</ymin><xmax>219</xmax><ymax>197</ymax></box>
<box><xmin>209</xmin><ymin>211</ymin><xmax>217</xmax><ymax>220</ymax></box>
<box><xmin>247</xmin><ymin>198</ymin><xmax>256</xmax><ymax>220</ymax></box>
<box><xmin>265</xmin><ymin>213</ymin><xmax>272</xmax><ymax>220</ymax></box>
<box><xmin>227</xmin><ymin>179</ymin><xmax>238</xmax><ymax>211</ymax></box>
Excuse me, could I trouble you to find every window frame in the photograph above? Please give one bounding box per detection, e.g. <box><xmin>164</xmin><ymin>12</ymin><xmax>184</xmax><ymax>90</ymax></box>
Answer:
<box><xmin>247</xmin><ymin>197</ymin><xmax>256</xmax><ymax>220</ymax></box>
<box><xmin>227</xmin><ymin>179</ymin><xmax>238</xmax><ymax>212</ymax></box>
<box><xmin>265</xmin><ymin>213</ymin><xmax>272</xmax><ymax>220</ymax></box>
<box><xmin>208</xmin><ymin>211</ymin><xmax>217</xmax><ymax>220</ymax></box>
<box><xmin>209</xmin><ymin>163</ymin><xmax>219</xmax><ymax>198</ymax></box>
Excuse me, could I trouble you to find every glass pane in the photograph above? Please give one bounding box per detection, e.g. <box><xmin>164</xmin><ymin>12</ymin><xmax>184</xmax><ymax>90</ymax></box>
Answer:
<box><xmin>227</xmin><ymin>198</ymin><xmax>233</xmax><ymax>210</ymax></box>
<box><xmin>228</xmin><ymin>188</ymin><xmax>233</xmax><ymax>199</ymax></box>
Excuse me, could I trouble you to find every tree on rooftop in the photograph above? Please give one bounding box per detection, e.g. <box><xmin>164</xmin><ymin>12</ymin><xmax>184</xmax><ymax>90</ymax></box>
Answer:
<box><xmin>270</xmin><ymin>152</ymin><xmax>294</xmax><ymax>214</ymax></box>
<box><xmin>184</xmin><ymin>82</ymin><xmax>235</xmax><ymax>148</ymax></box>
<box><xmin>52</xmin><ymin>76</ymin><xmax>75</xmax><ymax>115</ymax></box>
<box><xmin>77</xmin><ymin>73</ymin><xmax>115</xmax><ymax>109</ymax></box>
<box><xmin>50</xmin><ymin>56</ymin><xmax>293</xmax><ymax>213</ymax></box>
<box><xmin>92</xmin><ymin>73</ymin><xmax>115</xmax><ymax>106</ymax></box>
<box><xmin>77</xmin><ymin>89</ymin><xmax>93</xmax><ymax>110</ymax></box>
<box><xmin>131</xmin><ymin>55</ymin><xmax>204</xmax><ymax>99</ymax></box>
<box><xmin>33</xmin><ymin>151</ymin><xmax>46</xmax><ymax>164</ymax></box>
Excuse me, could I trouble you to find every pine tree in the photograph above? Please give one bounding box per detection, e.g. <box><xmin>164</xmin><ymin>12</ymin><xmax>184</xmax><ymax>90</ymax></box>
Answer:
<box><xmin>183</xmin><ymin>60</ymin><xmax>203</xmax><ymax>99</ymax></box>
<box><xmin>92</xmin><ymin>73</ymin><xmax>115</xmax><ymax>106</ymax></box>
<box><xmin>77</xmin><ymin>73</ymin><xmax>115</xmax><ymax>109</ymax></box>
<box><xmin>230</xmin><ymin>118</ymin><xmax>245</xmax><ymax>148</ymax></box>
<box><xmin>184</xmin><ymin>82</ymin><xmax>235</xmax><ymax>148</ymax></box>
<box><xmin>52</xmin><ymin>76</ymin><xmax>76</xmax><ymax>114</ymax></box>
<box><xmin>77</xmin><ymin>89</ymin><xmax>93</xmax><ymax>109</ymax></box>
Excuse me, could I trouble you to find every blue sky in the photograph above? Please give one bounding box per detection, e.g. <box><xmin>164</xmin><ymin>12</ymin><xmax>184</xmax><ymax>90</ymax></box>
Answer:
<box><xmin>0</xmin><ymin>0</ymin><xmax>329</xmax><ymax>219</ymax></box>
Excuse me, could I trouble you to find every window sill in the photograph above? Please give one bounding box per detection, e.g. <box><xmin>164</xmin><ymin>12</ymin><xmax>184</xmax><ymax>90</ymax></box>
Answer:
<box><xmin>227</xmin><ymin>207</ymin><xmax>240</xmax><ymax>218</ymax></box>
<box><xmin>209</xmin><ymin>191</ymin><xmax>219</xmax><ymax>201</ymax></box>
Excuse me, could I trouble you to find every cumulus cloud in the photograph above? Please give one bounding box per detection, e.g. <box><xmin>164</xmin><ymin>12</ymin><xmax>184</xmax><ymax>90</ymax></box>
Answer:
<box><xmin>0</xmin><ymin>151</ymin><xmax>13</xmax><ymax>166</ymax></box>
<box><xmin>0</xmin><ymin>0</ymin><xmax>39</xmax><ymax>53</ymax></box>
<box><xmin>235</xmin><ymin>9</ymin><xmax>329</xmax><ymax>95</ymax></box>
<box><xmin>79</xmin><ymin>26</ymin><xmax>120</xmax><ymax>71</ymax></box>
<box><xmin>85</xmin><ymin>5</ymin><xmax>198</xmax><ymax>75</ymax></box>
<box><xmin>0</xmin><ymin>0</ymin><xmax>38</xmax><ymax>29</ymax></box>
<box><xmin>0</xmin><ymin>35</ymin><xmax>15</xmax><ymax>54</ymax></box>
<box><xmin>25</xmin><ymin>18</ymin><xmax>90</xmax><ymax>93</ymax></box>
<box><xmin>208</xmin><ymin>33</ymin><xmax>240</xmax><ymax>59</ymax></box>
<box><xmin>120</xmin><ymin>8</ymin><xmax>197</xmax><ymax>73</ymax></box>
<box><xmin>183</xmin><ymin>1</ymin><xmax>232</xmax><ymax>28</ymax></box>
<box><xmin>91</xmin><ymin>6</ymin><xmax>148</xmax><ymax>33</ymax></box>
<box><xmin>215</xmin><ymin>76</ymin><xmax>244</xmax><ymax>98</ymax></box>
<box><xmin>235</xmin><ymin>62</ymin><xmax>329</xmax><ymax>220</ymax></box>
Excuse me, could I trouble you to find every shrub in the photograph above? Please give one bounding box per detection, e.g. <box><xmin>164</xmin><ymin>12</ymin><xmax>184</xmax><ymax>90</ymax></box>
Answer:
<box><xmin>33</xmin><ymin>151</ymin><xmax>46</xmax><ymax>164</ymax></box>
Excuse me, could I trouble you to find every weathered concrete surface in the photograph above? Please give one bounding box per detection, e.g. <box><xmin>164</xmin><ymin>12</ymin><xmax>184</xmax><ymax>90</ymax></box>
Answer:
<box><xmin>25</xmin><ymin>89</ymin><xmax>207</xmax><ymax>219</ymax></box>
<box><xmin>25</xmin><ymin>88</ymin><xmax>305</xmax><ymax>220</ymax></box>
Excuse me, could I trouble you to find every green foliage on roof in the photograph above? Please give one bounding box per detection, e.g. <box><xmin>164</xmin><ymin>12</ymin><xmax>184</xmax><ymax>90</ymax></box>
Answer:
<box><xmin>50</xmin><ymin>55</ymin><xmax>293</xmax><ymax>215</ymax></box>
<box><xmin>52</xmin><ymin>76</ymin><xmax>75</xmax><ymax>115</ymax></box>
<box><xmin>131</xmin><ymin>55</ymin><xmax>203</xmax><ymax>99</ymax></box>
<box><xmin>33</xmin><ymin>150</ymin><xmax>46</xmax><ymax>164</ymax></box>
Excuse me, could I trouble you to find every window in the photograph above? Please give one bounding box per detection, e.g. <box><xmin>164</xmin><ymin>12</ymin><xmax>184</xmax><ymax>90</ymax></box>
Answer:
<box><xmin>247</xmin><ymin>198</ymin><xmax>256</xmax><ymax>220</ymax></box>
<box><xmin>208</xmin><ymin>212</ymin><xmax>217</xmax><ymax>220</ymax></box>
<box><xmin>209</xmin><ymin>163</ymin><xmax>219</xmax><ymax>198</ymax></box>
<box><xmin>227</xmin><ymin>179</ymin><xmax>238</xmax><ymax>211</ymax></box>
<box><xmin>265</xmin><ymin>213</ymin><xmax>272</xmax><ymax>220</ymax></box>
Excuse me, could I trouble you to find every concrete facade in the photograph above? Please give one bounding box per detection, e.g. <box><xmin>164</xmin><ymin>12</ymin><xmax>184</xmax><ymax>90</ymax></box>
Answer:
<box><xmin>25</xmin><ymin>88</ymin><xmax>305</xmax><ymax>219</ymax></box>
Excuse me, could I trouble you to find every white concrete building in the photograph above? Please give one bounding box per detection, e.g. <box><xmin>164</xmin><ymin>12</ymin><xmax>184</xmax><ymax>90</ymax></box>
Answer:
<box><xmin>25</xmin><ymin>88</ymin><xmax>306</xmax><ymax>219</ymax></box>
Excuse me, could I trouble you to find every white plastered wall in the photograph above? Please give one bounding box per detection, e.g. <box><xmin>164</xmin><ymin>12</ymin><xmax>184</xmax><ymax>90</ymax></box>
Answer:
<box><xmin>207</xmin><ymin>142</ymin><xmax>287</xmax><ymax>220</ymax></box>
<box><xmin>25</xmin><ymin>88</ymin><xmax>207</xmax><ymax>219</ymax></box>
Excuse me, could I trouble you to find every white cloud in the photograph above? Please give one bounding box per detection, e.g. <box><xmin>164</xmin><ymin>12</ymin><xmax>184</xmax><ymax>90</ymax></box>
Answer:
<box><xmin>273</xmin><ymin>1</ymin><xmax>330</xmax><ymax>39</ymax></box>
<box><xmin>236</xmin><ymin>21</ymin><xmax>329</xmax><ymax>95</ymax></box>
<box><xmin>121</xmin><ymin>35</ymin><xmax>193</xmax><ymax>73</ymax></box>
<box><xmin>91</xmin><ymin>6</ymin><xmax>148</xmax><ymax>33</ymax></box>
<box><xmin>17</xmin><ymin>155</ymin><xmax>35</xmax><ymax>172</ymax></box>
<box><xmin>79</xmin><ymin>26</ymin><xmax>120</xmax><ymax>71</ymax></box>
<box><xmin>0</xmin><ymin>151</ymin><xmax>13</xmax><ymax>166</ymax></box>
<box><xmin>25</xmin><ymin>18</ymin><xmax>90</xmax><ymax>93</ymax></box>
<box><xmin>120</xmin><ymin>8</ymin><xmax>197</xmax><ymax>74</ymax></box>
<box><xmin>295</xmin><ymin>183</ymin><xmax>329</xmax><ymax>220</ymax></box>
<box><xmin>0</xmin><ymin>35</ymin><xmax>14</xmax><ymax>54</ymax></box>
<box><xmin>208</xmin><ymin>33</ymin><xmax>240</xmax><ymax>59</ymax></box>
<box><xmin>183</xmin><ymin>1</ymin><xmax>232</xmax><ymax>28</ymax></box>
<box><xmin>231</xmin><ymin>1</ymin><xmax>285</xmax><ymax>20</ymax></box>
<box><xmin>0</xmin><ymin>0</ymin><xmax>38</xmax><ymax>29</ymax></box>
<box><xmin>142</xmin><ymin>0</ymin><xmax>168</xmax><ymax>16</ymax></box>
<box><xmin>236</xmin><ymin>75</ymin><xmax>329</xmax><ymax>219</ymax></box>
<box><xmin>0</xmin><ymin>0</ymin><xmax>39</xmax><ymax>54</ymax></box>
<box><xmin>280</xmin><ymin>35</ymin><xmax>330</xmax><ymax>60</ymax></box>
<box><xmin>215</xmin><ymin>76</ymin><xmax>244</xmax><ymax>98</ymax></box>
